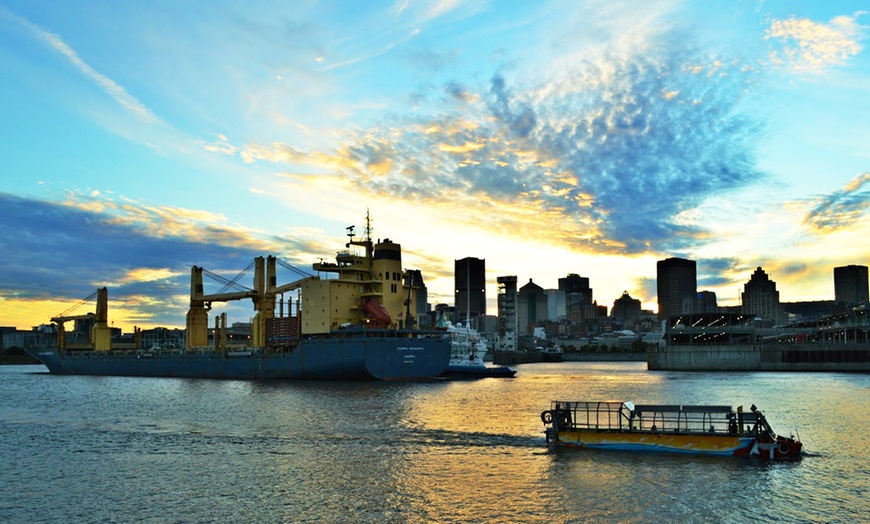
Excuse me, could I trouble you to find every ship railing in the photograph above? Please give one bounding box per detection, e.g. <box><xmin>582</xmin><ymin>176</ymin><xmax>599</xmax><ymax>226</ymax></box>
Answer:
<box><xmin>550</xmin><ymin>401</ymin><xmax>739</xmax><ymax>435</ymax></box>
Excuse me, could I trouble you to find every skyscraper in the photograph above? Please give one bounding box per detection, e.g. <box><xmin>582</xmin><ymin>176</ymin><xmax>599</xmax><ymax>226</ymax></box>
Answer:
<box><xmin>834</xmin><ymin>265</ymin><xmax>869</xmax><ymax>307</ymax></box>
<box><xmin>656</xmin><ymin>257</ymin><xmax>697</xmax><ymax>319</ymax></box>
<box><xmin>558</xmin><ymin>273</ymin><xmax>593</xmax><ymax>307</ymax></box>
<box><xmin>741</xmin><ymin>267</ymin><xmax>784</xmax><ymax>325</ymax></box>
<box><xmin>455</xmin><ymin>257</ymin><xmax>486</xmax><ymax>323</ymax></box>
<box><xmin>517</xmin><ymin>278</ymin><xmax>547</xmax><ymax>334</ymax></box>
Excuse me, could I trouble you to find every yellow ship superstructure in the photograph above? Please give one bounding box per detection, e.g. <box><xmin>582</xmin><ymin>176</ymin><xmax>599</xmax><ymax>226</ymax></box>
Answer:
<box><xmin>303</xmin><ymin>223</ymin><xmax>420</xmax><ymax>334</ymax></box>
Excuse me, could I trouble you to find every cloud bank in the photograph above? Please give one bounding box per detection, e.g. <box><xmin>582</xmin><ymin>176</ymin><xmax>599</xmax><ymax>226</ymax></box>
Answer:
<box><xmin>246</xmin><ymin>43</ymin><xmax>763</xmax><ymax>255</ymax></box>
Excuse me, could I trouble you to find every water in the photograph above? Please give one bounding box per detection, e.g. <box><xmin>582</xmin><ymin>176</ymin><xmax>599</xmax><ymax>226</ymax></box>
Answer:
<box><xmin>1</xmin><ymin>362</ymin><xmax>868</xmax><ymax>523</ymax></box>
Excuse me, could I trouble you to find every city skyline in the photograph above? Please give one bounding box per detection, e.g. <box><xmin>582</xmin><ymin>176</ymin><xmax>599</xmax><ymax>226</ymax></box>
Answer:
<box><xmin>2</xmin><ymin>1</ymin><xmax>869</xmax><ymax>332</ymax></box>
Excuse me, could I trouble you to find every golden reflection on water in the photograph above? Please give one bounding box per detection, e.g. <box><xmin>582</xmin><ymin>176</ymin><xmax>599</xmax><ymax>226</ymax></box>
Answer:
<box><xmin>4</xmin><ymin>363</ymin><xmax>868</xmax><ymax>523</ymax></box>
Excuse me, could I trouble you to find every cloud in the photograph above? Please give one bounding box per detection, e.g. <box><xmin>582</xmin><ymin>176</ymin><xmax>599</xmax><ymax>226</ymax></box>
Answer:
<box><xmin>244</xmin><ymin>41</ymin><xmax>763</xmax><ymax>255</ymax></box>
<box><xmin>6</xmin><ymin>9</ymin><xmax>161</xmax><ymax>123</ymax></box>
<box><xmin>766</xmin><ymin>12</ymin><xmax>867</xmax><ymax>73</ymax></box>
<box><xmin>802</xmin><ymin>172</ymin><xmax>870</xmax><ymax>233</ymax></box>
<box><xmin>0</xmin><ymin>193</ymin><xmax>320</xmax><ymax>328</ymax></box>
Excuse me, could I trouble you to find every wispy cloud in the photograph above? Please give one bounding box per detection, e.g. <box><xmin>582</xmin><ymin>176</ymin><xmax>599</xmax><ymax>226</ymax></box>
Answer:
<box><xmin>766</xmin><ymin>12</ymin><xmax>867</xmax><ymax>73</ymax></box>
<box><xmin>5</xmin><ymin>8</ymin><xmax>161</xmax><ymax>123</ymax></box>
<box><xmin>802</xmin><ymin>171</ymin><xmax>870</xmax><ymax>233</ymax></box>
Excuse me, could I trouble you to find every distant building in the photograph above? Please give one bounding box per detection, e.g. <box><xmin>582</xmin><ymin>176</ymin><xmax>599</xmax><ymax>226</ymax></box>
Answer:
<box><xmin>544</xmin><ymin>289</ymin><xmax>566</xmax><ymax>320</ymax></box>
<box><xmin>611</xmin><ymin>291</ymin><xmax>642</xmax><ymax>322</ymax></box>
<box><xmin>518</xmin><ymin>279</ymin><xmax>548</xmax><ymax>334</ymax></box>
<box><xmin>683</xmin><ymin>290</ymin><xmax>718</xmax><ymax>314</ymax></box>
<box><xmin>657</xmin><ymin>257</ymin><xmax>697</xmax><ymax>319</ymax></box>
<box><xmin>559</xmin><ymin>274</ymin><xmax>593</xmax><ymax>308</ymax></box>
<box><xmin>741</xmin><ymin>267</ymin><xmax>785</xmax><ymax>326</ymax></box>
<box><xmin>405</xmin><ymin>269</ymin><xmax>428</xmax><ymax>327</ymax></box>
<box><xmin>497</xmin><ymin>276</ymin><xmax>518</xmax><ymax>350</ymax></box>
<box><xmin>834</xmin><ymin>265</ymin><xmax>869</xmax><ymax>307</ymax></box>
<box><xmin>455</xmin><ymin>257</ymin><xmax>486</xmax><ymax>323</ymax></box>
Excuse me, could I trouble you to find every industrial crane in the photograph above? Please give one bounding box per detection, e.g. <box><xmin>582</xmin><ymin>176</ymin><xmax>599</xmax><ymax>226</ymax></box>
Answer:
<box><xmin>185</xmin><ymin>256</ymin><xmax>318</xmax><ymax>349</ymax></box>
<box><xmin>51</xmin><ymin>287</ymin><xmax>111</xmax><ymax>350</ymax></box>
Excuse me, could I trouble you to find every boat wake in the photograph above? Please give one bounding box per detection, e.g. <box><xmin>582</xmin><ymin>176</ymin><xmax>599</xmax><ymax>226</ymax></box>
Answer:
<box><xmin>400</xmin><ymin>427</ymin><xmax>541</xmax><ymax>449</ymax></box>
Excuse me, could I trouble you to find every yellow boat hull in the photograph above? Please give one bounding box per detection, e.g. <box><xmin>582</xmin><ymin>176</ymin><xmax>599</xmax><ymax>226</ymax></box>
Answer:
<box><xmin>554</xmin><ymin>430</ymin><xmax>756</xmax><ymax>456</ymax></box>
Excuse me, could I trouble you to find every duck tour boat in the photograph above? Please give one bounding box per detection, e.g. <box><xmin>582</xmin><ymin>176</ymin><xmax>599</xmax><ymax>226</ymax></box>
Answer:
<box><xmin>540</xmin><ymin>401</ymin><xmax>802</xmax><ymax>460</ymax></box>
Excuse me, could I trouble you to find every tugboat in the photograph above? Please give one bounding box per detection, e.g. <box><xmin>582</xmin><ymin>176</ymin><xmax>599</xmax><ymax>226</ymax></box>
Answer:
<box><xmin>540</xmin><ymin>401</ymin><xmax>802</xmax><ymax>459</ymax></box>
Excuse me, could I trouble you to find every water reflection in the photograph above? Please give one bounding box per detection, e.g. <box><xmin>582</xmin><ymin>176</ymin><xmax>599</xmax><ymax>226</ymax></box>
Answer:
<box><xmin>2</xmin><ymin>363</ymin><xmax>868</xmax><ymax>523</ymax></box>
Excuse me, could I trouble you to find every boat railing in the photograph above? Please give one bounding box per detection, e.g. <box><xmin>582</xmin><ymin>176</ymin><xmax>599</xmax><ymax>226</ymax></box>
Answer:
<box><xmin>549</xmin><ymin>401</ymin><xmax>741</xmax><ymax>435</ymax></box>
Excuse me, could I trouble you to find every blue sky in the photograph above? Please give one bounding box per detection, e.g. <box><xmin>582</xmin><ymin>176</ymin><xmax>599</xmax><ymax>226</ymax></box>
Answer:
<box><xmin>1</xmin><ymin>0</ymin><xmax>869</xmax><ymax>331</ymax></box>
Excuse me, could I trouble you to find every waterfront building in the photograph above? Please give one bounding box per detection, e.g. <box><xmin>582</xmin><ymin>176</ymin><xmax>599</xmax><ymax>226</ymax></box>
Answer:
<box><xmin>559</xmin><ymin>273</ymin><xmax>593</xmax><ymax>309</ymax></box>
<box><xmin>682</xmin><ymin>290</ymin><xmax>719</xmax><ymax>314</ymax></box>
<box><xmin>611</xmin><ymin>291</ymin><xmax>642</xmax><ymax>322</ymax></box>
<box><xmin>518</xmin><ymin>279</ymin><xmax>548</xmax><ymax>334</ymax></box>
<box><xmin>657</xmin><ymin>257</ymin><xmax>697</xmax><ymax>319</ymax></box>
<box><xmin>834</xmin><ymin>265</ymin><xmax>869</xmax><ymax>308</ymax></box>
<box><xmin>544</xmin><ymin>288</ymin><xmax>567</xmax><ymax>321</ymax></box>
<box><xmin>496</xmin><ymin>276</ymin><xmax>518</xmax><ymax>351</ymax></box>
<box><xmin>741</xmin><ymin>267</ymin><xmax>785</xmax><ymax>326</ymax></box>
<box><xmin>455</xmin><ymin>257</ymin><xmax>486</xmax><ymax>323</ymax></box>
<box><xmin>405</xmin><ymin>269</ymin><xmax>428</xmax><ymax>327</ymax></box>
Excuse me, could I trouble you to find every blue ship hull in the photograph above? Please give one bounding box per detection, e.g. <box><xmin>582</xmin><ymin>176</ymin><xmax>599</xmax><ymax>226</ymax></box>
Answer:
<box><xmin>27</xmin><ymin>335</ymin><xmax>451</xmax><ymax>381</ymax></box>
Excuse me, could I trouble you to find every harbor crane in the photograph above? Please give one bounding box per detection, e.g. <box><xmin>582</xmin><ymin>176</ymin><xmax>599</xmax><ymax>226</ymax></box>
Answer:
<box><xmin>185</xmin><ymin>256</ymin><xmax>317</xmax><ymax>349</ymax></box>
<box><xmin>51</xmin><ymin>287</ymin><xmax>112</xmax><ymax>351</ymax></box>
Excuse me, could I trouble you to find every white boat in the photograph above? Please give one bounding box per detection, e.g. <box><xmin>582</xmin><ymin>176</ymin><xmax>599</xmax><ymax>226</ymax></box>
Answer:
<box><xmin>438</xmin><ymin>316</ymin><xmax>515</xmax><ymax>378</ymax></box>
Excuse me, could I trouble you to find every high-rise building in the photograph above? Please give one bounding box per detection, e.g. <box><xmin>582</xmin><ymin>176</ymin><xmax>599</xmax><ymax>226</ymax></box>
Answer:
<box><xmin>404</xmin><ymin>269</ymin><xmax>427</xmax><ymax>328</ymax></box>
<box><xmin>611</xmin><ymin>291</ymin><xmax>642</xmax><ymax>322</ymax></box>
<box><xmin>497</xmin><ymin>275</ymin><xmax>518</xmax><ymax>351</ymax></box>
<box><xmin>497</xmin><ymin>276</ymin><xmax>518</xmax><ymax>332</ymax></box>
<box><xmin>559</xmin><ymin>274</ymin><xmax>593</xmax><ymax>308</ymax></box>
<box><xmin>517</xmin><ymin>279</ymin><xmax>547</xmax><ymax>334</ymax></box>
<box><xmin>834</xmin><ymin>265</ymin><xmax>869</xmax><ymax>307</ymax></box>
<box><xmin>656</xmin><ymin>257</ymin><xmax>697</xmax><ymax>319</ymax></box>
<box><xmin>544</xmin><ymin>289</ymin><xmax>567</xmax><ymax>320</ymax></box>
<box><xmin>741</xmin><ymin>267</ymin><xmax>784</xmax><ymax>325</ymax></box>
<box><xmin>455</xmin><ymin>257</ymin><xmax>486</xmax><ymax>323</ymax></box>
<box><xmin>682</xmin><ymin>290</ymin><xmax>719</xmax><ymax>314</ymax></box>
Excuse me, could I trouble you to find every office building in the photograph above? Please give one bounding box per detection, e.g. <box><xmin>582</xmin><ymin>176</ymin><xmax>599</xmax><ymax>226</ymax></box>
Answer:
<box><xmin>455</xmin><ymin>257</ymin><xmax>486</xmax><ymax>323</ymax></box>
<box><xmin>834</xmin><ymin>265</ymin><xmax>869</xmax><ymax>307</ymax></box>
<box><xmin>657</xmin><ymin>257</ymin><xmax>697</xmax><ymax>319</ymax></box>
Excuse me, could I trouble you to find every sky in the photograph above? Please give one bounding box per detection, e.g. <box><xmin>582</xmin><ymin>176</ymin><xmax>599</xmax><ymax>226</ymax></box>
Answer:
<box><xmin>1</xmin><ymin>0</ymin><xmax>869</xmax><ymax>332</ymax></box>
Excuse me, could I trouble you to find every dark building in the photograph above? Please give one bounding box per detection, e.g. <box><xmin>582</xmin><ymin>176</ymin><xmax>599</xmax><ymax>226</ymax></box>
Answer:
<box><xmin>683</xmin><ymin>290</ymin><xmax>719</xmax><ymax>314</ymax></box>
<box><xmin>455</xmin><ymin>257</ymin><xmax>486</xmax><ymax>323</ymax></box>
<box><xmin>741</xmin><ymin>267</ymin><xmax>784</xmax><ymax>326</ymax></box>
<box><xmin>834</xmin><ymin>265</ymin><xmax>869</xmax><ymax>307</ymax></box>
<box><xmin>497</xmin><ymin>275</ymin><xmax>518</xmax><ymax>335</ymax></box>
<box><xmin>518</xmin><ymin>278</ymin><xmax>547</xmax><ymax>334</ymax></box>
<box><xmin>559</xmin><ymin>273</ymin><xmax>593</xmax><ymax>308</ymax></box>
<box><xmin>611</xmin><ymin>291</ymin><xmax>642</xmax><ymax>322</ymax></box>
<box><xmin>405</xmin><ymin>269</ymin><xmax>427</xmax><ymax>328</ymax></box>
<box><xmin>657</xmin><ymin>257</ymin><xmax>697</xmax><ymax>319</ymax></box>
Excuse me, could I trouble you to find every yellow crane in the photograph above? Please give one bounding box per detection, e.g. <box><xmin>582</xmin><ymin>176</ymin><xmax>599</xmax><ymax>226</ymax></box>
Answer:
<box><xmin>185</xmin><ymin>256</ymin><xmax>317</xmax><ymax>350</ymax></box>
<box><xmin>51</xmin><ymin>287</ymin><xmax>112</xmax><ymax>351</ymax></box>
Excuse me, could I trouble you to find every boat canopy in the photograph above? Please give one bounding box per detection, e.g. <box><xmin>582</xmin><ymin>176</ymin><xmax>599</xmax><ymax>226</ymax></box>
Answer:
<box><xmin>548</xmin><ymin>401</ymin><xmax>751</xmax><ymax>435</ymax></box>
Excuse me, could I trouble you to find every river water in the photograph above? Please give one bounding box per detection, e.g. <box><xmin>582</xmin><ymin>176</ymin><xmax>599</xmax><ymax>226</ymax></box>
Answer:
<box><xmin>1</xmin><ymin>362</ymin><xmax>867</xmax><ymax>523</ymax></box>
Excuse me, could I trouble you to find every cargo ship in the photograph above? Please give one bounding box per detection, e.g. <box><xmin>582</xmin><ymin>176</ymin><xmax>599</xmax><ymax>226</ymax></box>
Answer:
<box><xmin>540</xmin><ymin>401</ymin><xmax>802</xmax><ymax>459</ymax></box>
<box><xmin>27</xmin><ymin>217</ymin><xmax>451</xmax><ymax>380</ymax></box>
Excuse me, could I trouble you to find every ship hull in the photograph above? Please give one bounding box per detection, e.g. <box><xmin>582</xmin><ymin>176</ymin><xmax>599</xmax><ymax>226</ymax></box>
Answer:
<box><xmin>27</xmin><ymin>336</ymin><xmax>451</xmax><ymax>381</ymax></box>
<box><xmin>553</xmin><ymin>430</ymin><xmax>756</xmax><ymax>456</ymax></box>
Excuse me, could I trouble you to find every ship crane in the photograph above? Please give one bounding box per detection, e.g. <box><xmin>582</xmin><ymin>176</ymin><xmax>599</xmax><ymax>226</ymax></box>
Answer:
<box><xmin>50</xmin><ymin>287</ymin><xmax>111</xmax><ymax>351</ymax></box>
<box><xmin>186</xmin><ymin>256</ymin><xmax>320</xmax><ymax>350</ymax></box>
